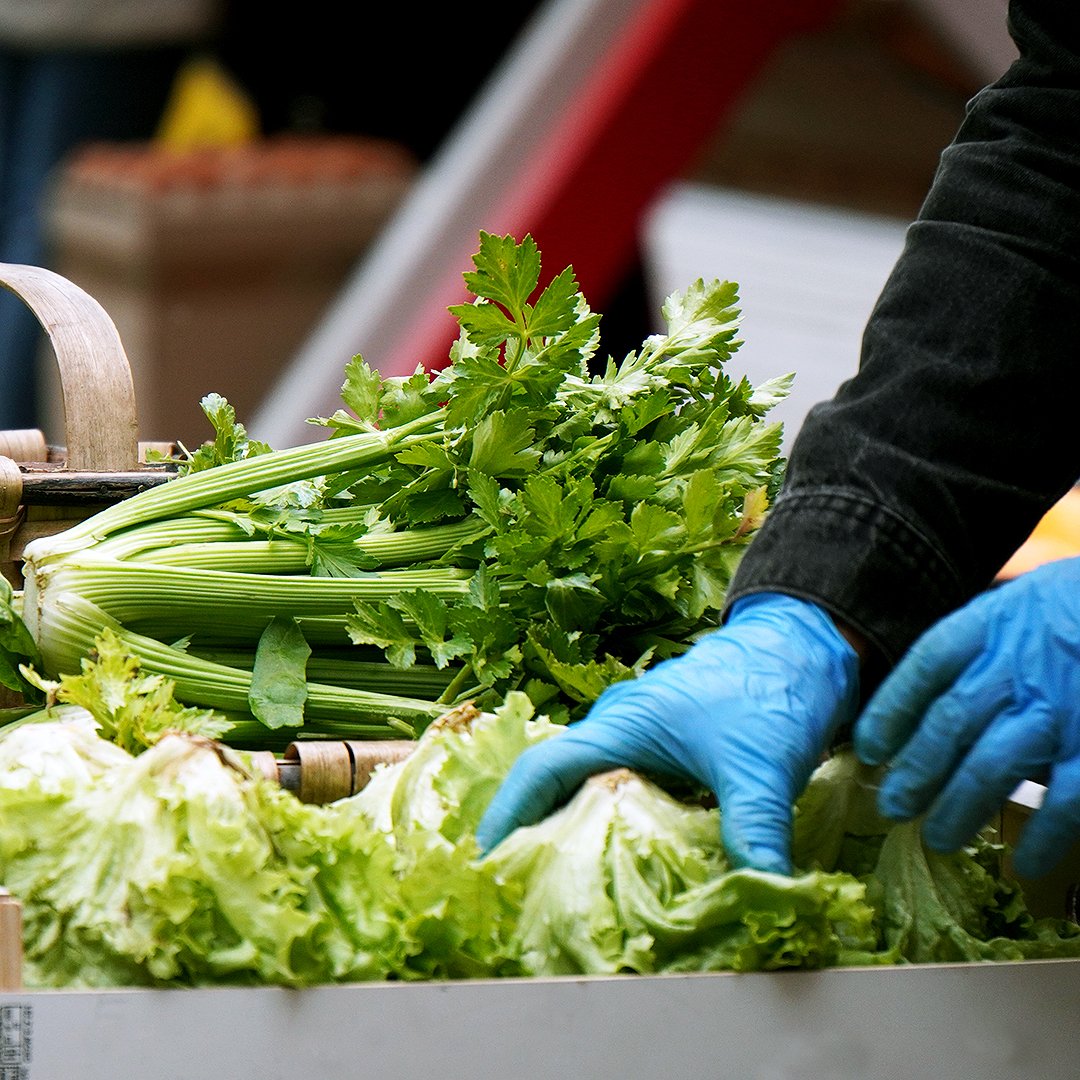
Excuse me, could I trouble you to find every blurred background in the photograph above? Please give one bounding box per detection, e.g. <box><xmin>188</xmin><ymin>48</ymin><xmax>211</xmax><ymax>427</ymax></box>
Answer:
<box><xmin>3</xmin><ymin>0</ymin><xmax>1014</xmax><ymax>454</ymax></box>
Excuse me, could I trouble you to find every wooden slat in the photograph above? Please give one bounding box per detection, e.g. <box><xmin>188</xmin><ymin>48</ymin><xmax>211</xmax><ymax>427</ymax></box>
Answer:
<box><xmin>0</xmin><ymin>890</ymin><xmax>22</xmax><ymax>991</ymax></box>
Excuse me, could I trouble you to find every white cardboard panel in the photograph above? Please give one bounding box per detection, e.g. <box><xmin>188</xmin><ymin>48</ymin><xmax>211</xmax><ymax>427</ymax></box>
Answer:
<box><xmin>642</xmin><ymin>183</ymin><xmax>909</xmax><ymax>453</ymax></box>
<box><xmin>5</xmin><ymin>959</ymin><xmax>1080</xmax><ymax>1080</ymax></box>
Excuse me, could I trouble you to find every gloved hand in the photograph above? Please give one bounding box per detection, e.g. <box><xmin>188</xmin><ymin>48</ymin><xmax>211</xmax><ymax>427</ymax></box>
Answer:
<box><xmin>853</xmin><ymin>555</ymin><xmax>1080</xmax><ymax>879</ymax></box>
<box><xmin>475</xmin><ymin>592</ymin><xmax>861</xmax><ymax>874</ymax></box>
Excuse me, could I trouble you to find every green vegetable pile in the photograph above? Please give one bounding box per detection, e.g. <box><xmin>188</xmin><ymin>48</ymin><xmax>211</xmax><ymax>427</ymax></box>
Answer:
<box><xmin>4</xmin><ymin>230</ymin><xmax>1077</xmax><ymax>991</ymax></box>
<box><xmin>2</xmin><ymin>667</ymin><xmax>1078</xmax><ymax>990</ymax></box>
<box><xmin>12</xmin><ymin>232</ymin><xmax>789</xmax><ymax>750</ymax></box>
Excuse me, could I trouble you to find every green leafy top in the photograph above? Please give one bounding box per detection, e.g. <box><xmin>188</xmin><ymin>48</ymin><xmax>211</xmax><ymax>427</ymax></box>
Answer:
<box><xmin>178</xmin><ymin>393</ymin><xmax>273</xmax><ymax>474</ymax></box>
<box><xmin>320</xmin><ymin>232</ymin><xmax>790</xmax><ymax>718</ymax></box>
<box><xmin>45</xmin><ymin>231</ymin><xmax>792</xmax><ymax>728</ymax></box>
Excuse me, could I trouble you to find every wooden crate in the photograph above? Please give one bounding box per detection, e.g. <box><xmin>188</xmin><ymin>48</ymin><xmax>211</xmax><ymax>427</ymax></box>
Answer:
<box><xmin>44</xmin><ymin>135</ymin><xmax>417</xmax><ymax>448</ymax></box>
<box><xmin>0</xmin><ymin>263</ymin><xmax>176</xmax><ymax>707</ymax></box>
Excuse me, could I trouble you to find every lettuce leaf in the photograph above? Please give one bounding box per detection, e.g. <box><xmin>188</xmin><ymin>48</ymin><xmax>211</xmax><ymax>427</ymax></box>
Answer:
<box><xmin>0</xmin><ymin>691</ymin><xmax>1078</xmax><ymax>989</ymax></box>
<box><xmin>866</xmin><ymin>819</ymin><xmax>1080</xmax><ymax>963</ymax></box>
<box><xmin>19</xmin><ymin>627</ymin><xmax>232</xmax><ymax>753</ymax></box>
<box><xmin>0</xmin><ymin>575</ymin><xmax>42</xmax><ymax>702</ymax></box>
<box><xmin>481</xmin><ymin>767</ymin><xmax>884</xmax><ymax>975</ymax></box>
<box><xmin>5</xmin><ymin>734</ymin><xmax>327</xmax><ymax>987</ymax></box>
<box><xmin>0</xmin><ymin>710</ymin><xmax>131</xmax><ymax>866</ymax></box>
<box><xmin>350</xmin><ymin>690</ymin><xmax>560</xmax><ymax>843</ymax></box>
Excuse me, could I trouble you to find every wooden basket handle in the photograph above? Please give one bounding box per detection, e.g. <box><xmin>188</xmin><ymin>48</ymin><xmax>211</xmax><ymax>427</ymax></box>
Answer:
<box><xmin>0</xmin><ymin>262</ymin><xmax>139</xmax><ymax>471</ymax></box>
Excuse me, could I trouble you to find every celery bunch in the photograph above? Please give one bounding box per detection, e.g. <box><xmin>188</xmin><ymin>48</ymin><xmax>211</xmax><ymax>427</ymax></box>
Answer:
<box><xmin>19</xmin><ymin>232</ymin><xmax>790</xmax><ymax>750</ymax></box>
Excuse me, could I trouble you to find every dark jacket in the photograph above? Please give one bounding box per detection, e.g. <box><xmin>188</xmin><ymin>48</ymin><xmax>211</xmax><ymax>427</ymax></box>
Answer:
<box><xmin>724</xmin><ymin>0</ymin><xmax>1080</xmax><ymax>684</ymax></box>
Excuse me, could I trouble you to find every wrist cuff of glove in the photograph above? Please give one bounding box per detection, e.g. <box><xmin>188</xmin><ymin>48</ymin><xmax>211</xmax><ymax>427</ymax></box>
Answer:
<box><xmin>727</xmin><ymin>591</ymin><xmax>853</xmax><ymax>655</ymax></box>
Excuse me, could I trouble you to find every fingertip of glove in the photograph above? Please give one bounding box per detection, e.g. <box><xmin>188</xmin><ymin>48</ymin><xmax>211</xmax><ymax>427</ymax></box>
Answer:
<box><xmin>919</xmin><ymin>818</ymin><xmax>964</xmax><ymax>855</ymax></box>
<box><xmin>473</xmin><ymin>822</ymin><xmax>501</xmax><ymax>858</ymax></box>
<box><xmin>1010</xmin><ymin>831</ymin><xmax>1067</xmax><ymax>882</ymax></box>
<box><xmin>876</xmin><ymin>789</ymin><xmax>916</xmax><ymax>822</ymax></box>
<box><xmin>853</xmin><ymin>743</ymin><xmax>887</xmax><ymax>770</ymax></box>
<box><xmin>850</xmin><ymin>709</ymin><xmax>885</xmax><ymax>757</ymax></box>
<box><xmin>737</xmin><ymin>846</ymin><xmax>791</xmax><ymax>877</ymax></box>
<box><xmin>474</xmin><ymin>788</ymin><xmax>529</xmax><ymax>855</ymax></box>
<box><xmin>1009</xmin><ymin>849</ymin><xmax>1047</xmax><ymax>882</ymax></box>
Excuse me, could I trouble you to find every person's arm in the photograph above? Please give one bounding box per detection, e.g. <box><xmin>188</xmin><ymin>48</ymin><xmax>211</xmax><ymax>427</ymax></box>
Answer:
<box><xmin>726</xmin><ymin>0</ymin><xmax>1080</xmax><ymax>677</ymax></box>
<box><xmin>477</xmin><ymin>0</ymin><xmax>1080</xmax><ymax>874</ymax></box>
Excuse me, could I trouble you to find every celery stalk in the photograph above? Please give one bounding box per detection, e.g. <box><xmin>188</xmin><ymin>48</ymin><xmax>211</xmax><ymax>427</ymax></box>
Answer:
<box><xmin>33</xmin><ymin>593</ymin><xmax>446</xmax><ymax>741</ymax></box>
<box><xmin>124</xmin><ymin>516</ymin><xmax>488</xmax><ymax>572</ymax></box>
<box><xmin>24</xmin><ymin>561</ymin><xmax>473</xmax><ymax>656</ymax></box>
<box><xmin>22</xmin><ymin>413</ymin><xmax>443</xmax><ymax>563</ymax></box>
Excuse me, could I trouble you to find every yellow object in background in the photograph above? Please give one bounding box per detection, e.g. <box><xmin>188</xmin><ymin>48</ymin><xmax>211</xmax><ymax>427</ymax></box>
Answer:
<box><xmin>155</xmin><ymin>54</ymin><xmax>261</xmax><ymax>148</ymax></box>
<box><xmin>998</xmin><ymin>487</ymin><xmax>1080</xmax><ymax>580</ymax></box>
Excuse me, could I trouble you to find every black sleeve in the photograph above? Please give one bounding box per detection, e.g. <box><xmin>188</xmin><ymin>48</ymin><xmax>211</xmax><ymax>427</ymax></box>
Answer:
<box><xmin>724</xmin><ymin>0</ymin><xmax>1080</xmax><ymax>672</ymax></box>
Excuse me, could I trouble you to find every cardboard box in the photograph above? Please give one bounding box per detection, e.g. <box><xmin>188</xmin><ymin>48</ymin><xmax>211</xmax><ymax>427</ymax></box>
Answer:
<box><xmin>44</xmin><ymin>136</ymin><xmax>417</xmax><ymax>448</ymax></box>
<box><xmin>999</xmin><ymin>781</ymin><xmax>1080</xmax><ymax>922</ymax></box>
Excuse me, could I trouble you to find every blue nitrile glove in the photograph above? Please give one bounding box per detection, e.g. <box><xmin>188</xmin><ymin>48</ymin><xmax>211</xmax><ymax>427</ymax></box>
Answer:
<box><xmin>854</xmin><ymin>556</ymin><xmax>1080</xmax><ymax>879</ymax></box>
<box><xmin>475</xmin><ymin>592</ymin><xmax>861</xmax><ymax>874</ymax></box>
